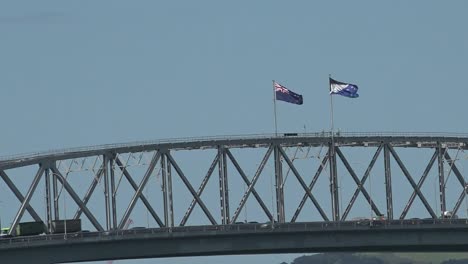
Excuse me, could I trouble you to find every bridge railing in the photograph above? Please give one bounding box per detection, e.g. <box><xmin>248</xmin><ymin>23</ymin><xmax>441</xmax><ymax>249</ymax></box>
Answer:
<box><xmin>1</xmin><ymin>132</ymin><xmax>468</xmax><ymax>163</ymax></box>
<box><xmin>2</xmin><ymin>219</ymin><xmax>468</xmax><ymax>247</ymax></box>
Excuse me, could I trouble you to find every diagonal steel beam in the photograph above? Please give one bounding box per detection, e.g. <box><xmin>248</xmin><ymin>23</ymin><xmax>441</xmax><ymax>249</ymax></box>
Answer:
<box><xmin>73</xmin><ymin>166</ymin><xmax>104</xmax><ymax>219</ymax></box>
<box><xmin>335</xmin><ymin>145</ymin><xmax>382</xmax><ymax>220</ymax></box>
<box><xmin>340</xmin><ymin>145</ymin><xmax>383</xmax><ymax>220</ymax></box>
<box><xmin>400</xmin><ymin>149</ymin><xmax>438</xmax><ymax>219</ymax></box>
<box><xmin>115</xmin><ymin>156</ymin><xmax>164</xmax><ymax>228</ymax></box>
<box><xmin>51</xmin><ymin>165</ymin><xmax>104</xmax><ymax>231</ymax></box>
<box><xmin>8</xmin><ymin>166</ymin><xmax>45</xmax><ymax>235</ymax></box>
<box><xmin>231</xmin><ymin>146</ymin><xmax>274</xmax><ymax>223</ymax></box>
<box><xmin>118</xmin><ymin>151</ymin><xmax>161</xmax><ymax>229</ymax></box>
<box><xmin>445</xmin><ymin>149</ymin><xmax>468</xmax><ymax>216</ymax></box>
<box><xmin>291</xmin><ymin>154</ymin><xmax>329</xmax><ymax>222</ymax></box>
<box><xmin>444</xmin><ymin>151</ymin><xmax>466</xmax><ymax>187</ymax></box>
<box><xmin>452</xmin><ymin>187</ymin><xmax>467</xmax><ymax>216</ymax></box>
<box><xmin>226</xmin><ymin>149</ymin><xmax>273</xmax><ymax>221</ymax></box>
<box><xmin>0</xmin><ymin>170</ymin><xmax>43</xmax><ymax>223</ymax></box>
<box><xmin>278</xmin><ymin>146</ymin><xmax>329</xmax><ymax>221</ymax></box>
<box><xmin>166</xmin><ymin>152</ymin><xmax>218</xmax><ymax>225</ymax></box>
<box><xmin>388</xmin><ymin>145</ymin><xmax>437</xmax><ymax>218</ymax></box>
<box><xmin>180</xmin><ymin>153</ymin><xmax>220</xmax><ymax>226</ymax></box>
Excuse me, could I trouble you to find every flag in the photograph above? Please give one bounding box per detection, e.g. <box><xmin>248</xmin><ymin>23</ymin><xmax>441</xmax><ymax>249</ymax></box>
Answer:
<box><xmin>329</xmin><ymin>78</ymin><xmax>359</xmax><ymax>98</ymax></box>
<box><xmin>274</xmin><ymin>82</ymin><xmax>303</xmax><ymax>105</ymax></box>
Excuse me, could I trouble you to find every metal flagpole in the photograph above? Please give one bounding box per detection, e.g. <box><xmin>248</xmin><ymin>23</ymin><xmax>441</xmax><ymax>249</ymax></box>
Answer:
<box><xmin>329</xmin><ymin>74</ymin><xmax>339</xmax><ymax>221</ymax></box>
<box><xmin>273</xmin><ymin>80</ymin><xmax>278</xmax><ymax>136</ymax></box>
<box><xmin>329</xmin><ymin>74</ymin><xmax>335</xmax><ymax>137</ymax></box>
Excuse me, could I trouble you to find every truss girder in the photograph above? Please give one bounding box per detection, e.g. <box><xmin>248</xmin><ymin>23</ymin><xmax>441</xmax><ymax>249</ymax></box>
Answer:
<box><xmin>339</xmin><ymin>145</ymin><xmax>383</xmax><ymax>220</ymax></box>
<box><xmin>231</xmin><ymin>146</ymin><xmax>274</xmax><ymax>223</ymax></box>
<box><xmin>8</xmin><ymin>166</ymin><xmax>45</xmax><ymax>235</ymax></box>
<box><xmin>399</xmin><ymin>149</ymin><xmax>438</xmax><ymax>219</ymax></box>
<box><xmin>438</xmin><ymin>144</ymin><xmax>447</xmax><ymax>213</ymax></box>
<box><xmin>51</xmin><ymin>164</ymin><xmax>104</xmax><ymax>231</ymax></box>
<box><xmin>444</xmin><ymin>151</ymin><xmax>467</xmax><ymax>215</ymax></box>
<box><xmin>387</xmin><ymin>145</ymin><xmax>437</xmax><ymax>218</ymax></box>
<box><xmin>0</xmin><ymin>170</ymin><xmax>43</xmax><ymax>223</ymax></box>
<box><xmin>118</xmin><ymin>151</ymin><xmax>162</xmax><ymax>229</ymax></box>
<box><xmin>226</xmin><ymin>149</ymin><xmax>274</xmax><ymax>221</ymax></box>
<box><xmin>444</xmin><ymin>151</ymin><xmax>466</xmax><ymax>187</ymax></box>
<box><xmin>278</xmin><ymin>146</ymin><xmax>329</xmax><ymax>221</ymax></box>
<box><xmin>114</xmin><ymin>156</ymin><xmax>164</xmax><ymax>227</ymax></box>
<box><xmin>4</xmin><ymin>136</ymin><xmax>468</xmax><ymax>232</ymax></box>
<box><xmin>166</xmin><ymin>152</ymin><xmax>217</xmax><ymax>225</ymax></box>
<box><xmin>291</xmin><ymin>154</ymin><xmax>329</xmax><ymax>222</ymax></box>
<box><xmin>73</xmin><ymin>166</ymin><xmax>104</xmax><ymax>219</ymax></box>
<box><xmin>384</xmin><ymin>144</ymin><xmax>393</xmax><ymax>219</ymax></box>
<box><xmin>180</xmin><ymin>153</ymin><xmax>219</xmax><ymax>226</ymax></box>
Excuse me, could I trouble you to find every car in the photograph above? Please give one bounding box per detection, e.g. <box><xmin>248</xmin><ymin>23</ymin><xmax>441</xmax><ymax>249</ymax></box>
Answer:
<box><xmin>247</xmin><ymin>221</ymin><xmax>259</xmax><ymax>224</ymax></box>
<box><xmin>260</xmin><ymin>221</ymin><xmax>277</xmax><ymax>228</ymax></box>
<box><xmin>351</xmin><ymin>217</ymin><xmax>370</xmax><ymax>226</ymax></box>
<box><xmin>234</xmin><ymin>222</ymin><xmax>245</xmax><ymax>224</ymax></box>
<box><xmin>130</xmin><ymin>226</ymin><xmax>146</xmax><ymax>230</ymax></box>
<box><xmin>409</xmin><ymin>218</ymin><xmax>421</xmax><ymax>224</ymax></box>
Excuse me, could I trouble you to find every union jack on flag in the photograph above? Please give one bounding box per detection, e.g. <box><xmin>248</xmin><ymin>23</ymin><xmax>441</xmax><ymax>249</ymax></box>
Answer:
<box><xmin>274</xmin><ymin>82</ymin><xmax>303</xmax><ymax>105</ymax></box>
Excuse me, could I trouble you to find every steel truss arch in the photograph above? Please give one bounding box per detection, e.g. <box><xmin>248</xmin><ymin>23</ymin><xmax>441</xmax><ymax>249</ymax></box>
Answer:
<box><xmin>1</xmin><ymin>133</ymin><xmax>468</xmax><ymax>233</ymax></box>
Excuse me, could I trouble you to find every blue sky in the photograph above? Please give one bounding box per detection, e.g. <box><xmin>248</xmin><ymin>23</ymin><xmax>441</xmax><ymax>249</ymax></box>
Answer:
<box><xmin>1</xmin><ymin>1</ymin><xmax>468</xmax><ymax>263</ymax></box>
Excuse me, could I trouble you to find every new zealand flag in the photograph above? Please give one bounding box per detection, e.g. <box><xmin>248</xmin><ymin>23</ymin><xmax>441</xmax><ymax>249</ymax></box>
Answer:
<box><xmin>274</xmin><ymin>82</ymin><xmax>303</xmax><ymax>105</ymax></box>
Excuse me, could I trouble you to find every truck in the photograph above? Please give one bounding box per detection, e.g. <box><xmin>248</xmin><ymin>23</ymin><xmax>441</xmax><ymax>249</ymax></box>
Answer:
<box><xmin>52</xmin><ymin>219</ymin><xmax>82</xmax><ymax>234</ymax></box>
<box><xmin>0</xmin><ymin>227</ymin><xmax>12</xmax><ymax>238</ymax></box>
<box><xmin>16</xmin><ymin>221</ymin><xmax>45</xmax><ymax>236</ymax></box>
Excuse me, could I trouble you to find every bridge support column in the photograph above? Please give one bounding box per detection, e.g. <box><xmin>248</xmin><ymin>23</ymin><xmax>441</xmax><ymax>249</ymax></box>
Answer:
<box><xmin>103</xmin><ymin>155</ymin><xmax>111</xmax><ymax>230</ymax></box>
<box><xmin>165</xmin><ymin>151</ymin><xmax>174</xmax><ymax>227</ymax></box>
<box><xmin>44</xmin><ymin>167</ymin><xmax>53</xmax><ymax>233</ymax></box>
<box><xmin>161</xmin><ymin>151</ymin><xmax>175</xmax><ymax>227</ymax></box>
<box><xmin>329</xmin><ymin>143</ymin><xmax>339</xmax><ymax>221</ymax></box>
<box><xmin>438</xmin><ymin>143</ymin><xmax>446</xmax><ymax>214</ymax></box>
<box><xmin>53</xmin><ymin>167</ymin><xmax>59</xmax><ymax>220</ymax></box>
<box><xmin>384</xmin><ymin>144</ymin><xmax>393</xmax><ymax>220</ymax></box>
<box><xmin>218</xmin><ymin>147</ymin><xmax>230</xmax><ymax>224</ymax></box>
<box><xmin>274</xmin><ymin>145</ymin><xmax>285</xmax><ymax>223</ymax></box>
<box><xmin>109</xmin><ymin>155</ymin><xmax>118</xmax><ymax>230</ymax></box>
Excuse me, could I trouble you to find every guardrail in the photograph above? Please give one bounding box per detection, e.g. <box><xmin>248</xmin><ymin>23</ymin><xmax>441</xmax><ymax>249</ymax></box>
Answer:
<box><xmin>2</xmin><ymin>219</ymin><xmax>468</xmax><ymax>247</ymax></box>
<box><xmin>1</xmin><ymin>132</ymin><xmax>468</xmax><ymax>163</ymax></box>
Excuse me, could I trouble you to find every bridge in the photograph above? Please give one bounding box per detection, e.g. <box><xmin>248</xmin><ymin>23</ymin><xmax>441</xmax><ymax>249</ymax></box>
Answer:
<box><xmin>1</xmin><ymin>132</ymin><xmax>468</xmax><ymax>263</ymax></box>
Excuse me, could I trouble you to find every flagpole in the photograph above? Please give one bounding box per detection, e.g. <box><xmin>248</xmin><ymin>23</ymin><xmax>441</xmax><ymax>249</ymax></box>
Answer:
<box><xmin>329</xmin><ymin>74</ymin><xmax>335</xmax><ymax>138</ymax></box>
<box><xmin>329</xmin><ymin>74</ymin><xmax>338</xmax><ymax>221</ymax></box>
<box><xmin>273</xmin><ymin>80</ymin><xmax>278</xmax><ymax>136</ymax></box>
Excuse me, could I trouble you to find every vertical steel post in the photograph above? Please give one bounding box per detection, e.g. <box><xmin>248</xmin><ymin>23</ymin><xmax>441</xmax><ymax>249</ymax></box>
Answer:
<box><xmin>218</xmin><ymin>147</ymin><xmax>227</xmax><ymax>224</ymax></box>
<box><xmin>222</xmin><ymin>149</ymin><xmax>230</xmax><ymax>223</ymax></box>
<box><xmin>161</xmin><ymin>153</ymin><xmax>169</xmax><ymax>227</ymax></box>
<box><xmin>109</xmin><ymin>156</ymin><xmax>117</xmax><ymax>230</ymax></box>
<box><xmin>438</xmin><ymin>143</ymin><xmax>446</xmax><ymax>214</ymax></box>
<box><xmin>329</xmin><ymin>142</ymin><xmax>339</xmax><ymax>221</ymax></box>
<box><xmin>274</xmin><ymin>145</ymin><xmax>285</xmax><ymax>223</ymax></box>
<box><xmin>44</xmin><ymin>167</ymin><xmax>53</xmax><ymax>233</ymax></box>
<box><xmin>53</xmin><ymin>166</ymin><xmax>59</xmax><ymax>220</ymax></box>
<box><xmin>167</xmin><ymin>151</ymin><xmax>174</xmax><ymax>227</ymax></box>
<box><xmin>384</xmin><ymin>144</ymin><xmax>393</xmax><ymax>220</ymax></box>
<box><xmin>103</xmin><ymin>155</ymin><xmax>111</xmax><ymax>230</ymax></box>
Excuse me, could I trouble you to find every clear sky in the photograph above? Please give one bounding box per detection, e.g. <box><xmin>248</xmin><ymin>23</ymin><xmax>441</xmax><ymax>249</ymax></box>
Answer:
<box><xmin>1</xmin><ymin>1</ymin><xmax>468</xmax><ymax>264</ymax></box>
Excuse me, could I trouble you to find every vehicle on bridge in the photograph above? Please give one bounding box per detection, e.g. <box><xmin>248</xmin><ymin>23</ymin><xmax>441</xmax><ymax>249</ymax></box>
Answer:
<box><xmin>16</xmin><ymin>221</ymin><xmax>45</xmax><ymax>236</ymax></box>
<box><xmin>0</xmin><ymin>228</ymin><xmax>12</xmax><ymax>238</ymax></box>
<box><xmin>441</xmin><ymin>211</ymin><xmax>458</xmax><ymax>219</ymax></box>
<box><xmin>51</xmin><ymin>219</ymin><xmax>82</xmax><ymax>234</ymax></box>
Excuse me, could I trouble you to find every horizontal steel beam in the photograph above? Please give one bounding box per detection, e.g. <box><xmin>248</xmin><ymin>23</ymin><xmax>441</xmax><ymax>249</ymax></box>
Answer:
<box><xmin>4</xmin><ymin>225</ymin><xmax>468</xmax><ymax>263</ymax></box>
<box><xmin>1</xmin><ymin>135</ymin><xmax>468</xmax><ymax>170</ymax></box>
